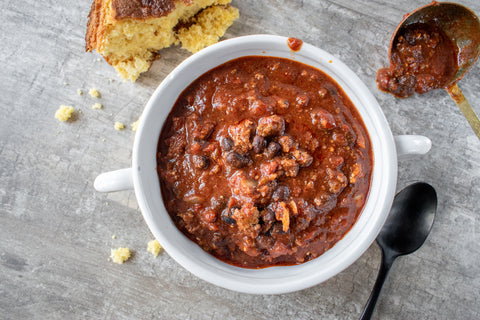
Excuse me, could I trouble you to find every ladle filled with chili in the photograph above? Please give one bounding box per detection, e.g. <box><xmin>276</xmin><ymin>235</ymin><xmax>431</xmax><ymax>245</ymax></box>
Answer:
<box><xmin>377</xmin><ymin>1</ymin><xmax>480</xmax><ymax>139</ymax></box>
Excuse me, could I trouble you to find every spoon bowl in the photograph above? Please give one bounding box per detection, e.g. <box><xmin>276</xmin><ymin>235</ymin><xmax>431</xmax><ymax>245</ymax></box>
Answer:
<box><xmin>360</xmin><ymin>182</ymin><xmax>437</xmax><ymax>320</ymax></box>
<box><xmin>377</xmin><ymin>182</ymin><xmax>436</xmax><ymax>258</ymax></box>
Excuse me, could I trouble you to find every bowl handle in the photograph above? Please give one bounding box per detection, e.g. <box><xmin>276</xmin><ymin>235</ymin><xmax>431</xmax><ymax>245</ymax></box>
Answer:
<box><xmin>394</xmin><ymin>135</ymin><xmax>432</xmax><ymax>159</ymax></box>
<box><xmin>94</xmin><ymin>168</ymin><xmax>133</xmax><ymax>193</ymax></box>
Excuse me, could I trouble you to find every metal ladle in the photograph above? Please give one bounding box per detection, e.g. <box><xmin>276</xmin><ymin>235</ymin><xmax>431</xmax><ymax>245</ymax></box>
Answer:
<box><xmin>388</xmin><ymin>2</ymin><xmax>480</xmax><ymax>139</ymax></box>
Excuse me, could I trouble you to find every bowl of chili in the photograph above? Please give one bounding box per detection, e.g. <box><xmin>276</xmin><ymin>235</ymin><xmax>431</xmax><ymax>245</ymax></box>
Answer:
<box><xmin>94</xmin><ymin>35</ymin><xmax>431</xmax><ymax>294</ymax></box>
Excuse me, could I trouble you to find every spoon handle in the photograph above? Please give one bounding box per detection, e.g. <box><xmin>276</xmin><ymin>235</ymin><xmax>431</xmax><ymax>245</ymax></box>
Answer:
<box><xmin>359</xmin><ymin>250</ymin><xmax>396</xmax><ymax>320</ymax></box>
<box><xmin>446</xmin><ymin>83</ymin><xmax>480</xmax><ymax>140</ymax></box>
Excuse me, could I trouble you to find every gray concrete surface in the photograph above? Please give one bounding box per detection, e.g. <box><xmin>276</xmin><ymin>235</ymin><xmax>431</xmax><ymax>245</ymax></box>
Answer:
<box><xmin>1</xmin><ymin>0</ymin><xmax>479</xmax><ymax>319</ymax></box>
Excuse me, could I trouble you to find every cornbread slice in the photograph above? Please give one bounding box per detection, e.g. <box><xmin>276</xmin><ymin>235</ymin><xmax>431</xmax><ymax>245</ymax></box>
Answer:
<box><xmin>85</xmin><ymin>0</ymin><xmax>239</xmax><ymax>82</ymax></box>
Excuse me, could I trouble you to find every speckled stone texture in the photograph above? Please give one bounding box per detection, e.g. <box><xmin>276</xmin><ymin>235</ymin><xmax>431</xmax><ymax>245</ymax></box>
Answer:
<box><xmin>1</xmin><ymin>1</ymin><xmax>479</xmax><ymax>319</ymax></box>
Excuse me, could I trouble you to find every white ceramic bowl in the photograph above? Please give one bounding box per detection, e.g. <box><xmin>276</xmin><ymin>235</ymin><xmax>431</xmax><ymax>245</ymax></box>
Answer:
<box><xmin>95</xmin><ymin>35</ymin><xmax>431</xmax><ymax>294</ymax></box>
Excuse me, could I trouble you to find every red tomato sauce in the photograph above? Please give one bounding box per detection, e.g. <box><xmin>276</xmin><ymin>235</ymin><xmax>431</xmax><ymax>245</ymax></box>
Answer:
<box><xmin>157</xmin><ymin>56</ymin><xmax>373</xmax><ymax>268</ymax></box>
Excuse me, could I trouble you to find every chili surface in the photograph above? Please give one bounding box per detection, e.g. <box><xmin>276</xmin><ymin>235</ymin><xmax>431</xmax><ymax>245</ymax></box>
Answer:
<box><xmin>157</xmin><ymin>56</ymin><xmax>373</xmax><ymax>268</ymax></box>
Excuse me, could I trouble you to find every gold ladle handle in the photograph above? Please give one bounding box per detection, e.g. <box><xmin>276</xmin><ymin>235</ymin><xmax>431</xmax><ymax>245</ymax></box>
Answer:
<box><xmin>446</xmin><ymin>83</ymin><xmax>480</xmax><ymax>140</ymax></box>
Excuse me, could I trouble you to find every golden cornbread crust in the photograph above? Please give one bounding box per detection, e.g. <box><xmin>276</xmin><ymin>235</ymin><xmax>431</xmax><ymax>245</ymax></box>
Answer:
<box><xmin>85</xmin><ymin>0</ymin><xmax>238</xmax><ymax>81</ymax></box>
<box><xmin>85</xmin><ymin>0</ymin><xmax>102</xmax><ymax>53</ymax></box>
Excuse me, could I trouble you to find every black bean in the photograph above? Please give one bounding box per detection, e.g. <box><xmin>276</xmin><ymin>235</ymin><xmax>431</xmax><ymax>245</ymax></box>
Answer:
<box><xmin>260</xmin><ymin>208</ymin><xmax>275</xmax><ymax>232</ymax></box>
<box><xmin>192</xmin><ymin>155</ymin><xmax>210</xmax><ymax>169</ymax></box>
<box><xmin>265</xmin><ymin>142</ymin><xmax>281</xmax><ymax>159</ymax></box>
<box><xmin>225</xmin><ymin>152</ymin><xmax>249</xmax><ymax>168</ymax></box>
<box><xmin>252</xmin><ymin>135</ymin><xmax>266</xmax><ymax>154</ymax></box>
<box><xmin>270</xmin><ymin>221</ymin><xmax>286</xmax><ymax>235</ymax></box>
<box><xmin>221</xmin><ymin>137</ymin><xmax>234</xmax><ymax>151</ymax></box>
<box><xmin>256</xmin><ymin>234</ymin><xmax>275</xmax><ymax>247</ymax></box>
<box><xmin>262</xmin><ymin>208</ymin><xmax>275</xmax><ymax>224</ymax></box>
<box><xmin>272</xmin><ymin>185</ymin><xmax>290</xmax><ymax>202</ymax></box>
<box><xmin>221</xmin><ymin>207</ymin><xmax>237</xmax><ymax>225</ymax></box>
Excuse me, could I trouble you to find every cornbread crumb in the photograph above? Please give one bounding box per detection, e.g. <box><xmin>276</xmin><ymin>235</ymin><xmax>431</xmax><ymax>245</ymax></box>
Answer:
<box><xmin>147</xmin><ymin>239</ymin><xmax>162</xmax><ymax>257</ymax></box>
<box><xmin>110</xmin><ymin>247</ymin><xmax>131</xmax><ymax>264</ymax></box>
<box><xmin>55</xmin><ymin>105</ymin><xmax>75</xmax><ymax>122</ymax></box>
<box><xmin>131</xmin><ymin>117</ymin><xmax>141</xmax><ymax>132</ymax></box>
<box><xmin>77</xmin><ymin>89</ymin><xmax>83</xmax><ymax>95</ymax></box>
<box><xmin>114</xmin><ymin>122</ymin><xmax>125</xmax><ymax>130</ymax></box>
<box><xmin>92</xmin><ymin>102</ymin><xmax>103</xmax><ymax>109</ymax></box>
<box><xmin>89</xmin><ymin>88</ymin><xmax>100</xmax><ymax>98</ymax></box>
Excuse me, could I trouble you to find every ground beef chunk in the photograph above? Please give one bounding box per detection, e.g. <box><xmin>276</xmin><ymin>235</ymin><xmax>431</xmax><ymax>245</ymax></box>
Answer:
<box><xmin>257</xmin><ymin>115</ymin><xmax>285</xmax><ymax>137</ymax></box>
<box><xmin>228</xmin><ymin>119</ymin><xmax>256</xmax><ymax>153</ymax></box>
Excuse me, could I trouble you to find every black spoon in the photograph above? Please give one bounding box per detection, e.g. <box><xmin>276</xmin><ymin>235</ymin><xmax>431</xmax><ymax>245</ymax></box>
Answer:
<box><xmin>360</xmin><ymin>182</ymin><xmax>437</xmax><ymax>320</ymax></box>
